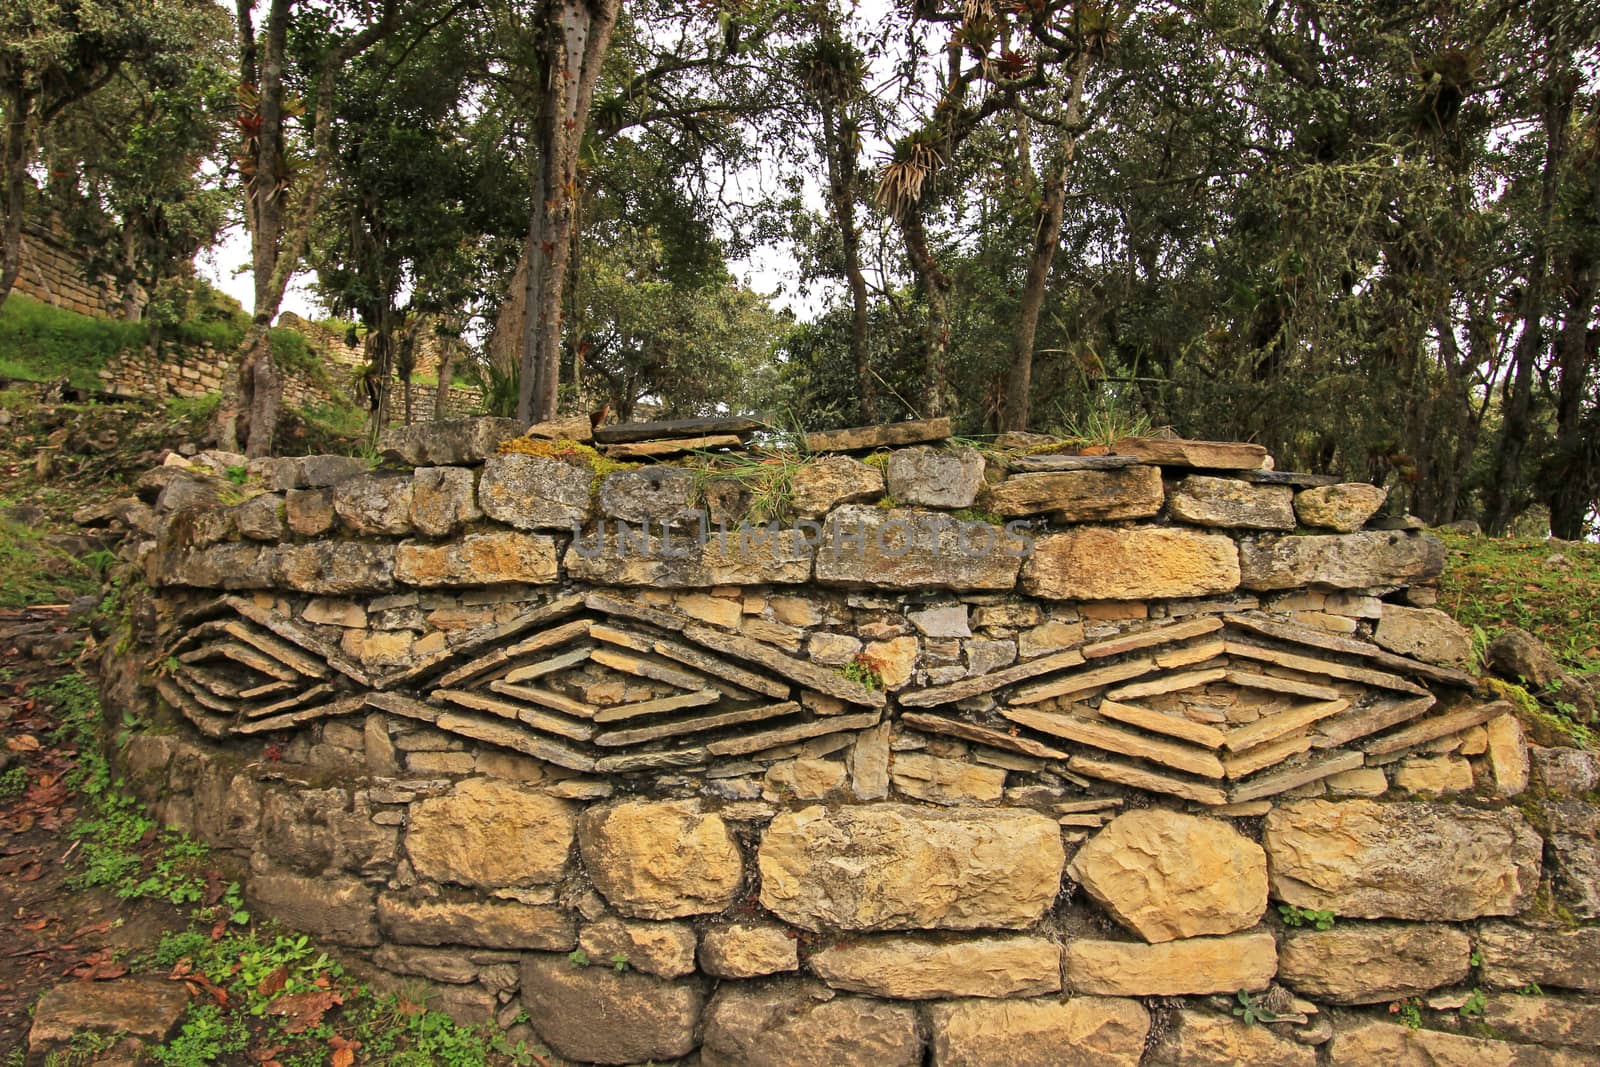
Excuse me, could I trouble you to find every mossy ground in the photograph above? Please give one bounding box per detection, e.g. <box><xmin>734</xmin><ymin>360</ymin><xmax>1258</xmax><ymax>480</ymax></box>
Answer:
<box><xmin>1435</xmin><ymin>531</ymin><xmax>1600</xmax><ymax>676</ymax></box>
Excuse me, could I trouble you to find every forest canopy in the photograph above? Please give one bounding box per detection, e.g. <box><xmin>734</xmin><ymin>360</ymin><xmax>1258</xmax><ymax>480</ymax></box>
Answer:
<box><xmin>0</xmin><ymin>0</ymin><xmax>1596</xmax><ymax>537</ymax></box>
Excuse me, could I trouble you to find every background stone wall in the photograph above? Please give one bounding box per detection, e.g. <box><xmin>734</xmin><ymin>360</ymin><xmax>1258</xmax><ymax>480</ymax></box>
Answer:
<box><xmin>12</xmin><ymin>222</ymin><xmax>128</xmax><ymax>318</ymax></box>
<box><xmin>103</xmin><ymin>418</ymin><xmax>1600</xmax><ymax>1066</ymax></box>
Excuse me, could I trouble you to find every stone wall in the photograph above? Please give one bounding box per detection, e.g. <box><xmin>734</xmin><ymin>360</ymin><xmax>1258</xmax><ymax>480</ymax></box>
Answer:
<box><xmin>11</xmin><ymin>222</ymin><xmax>128</xmax><ymax>318</ymax></box>
<box><xmin>103</xmin><ymin>417</ymin><xmax>1600</xmax><ymax>1066</ymax></box>
<box><xmin>95</xmin><ymin>312</ymin><xmax>485</xmax><ymax>419</ymax></box>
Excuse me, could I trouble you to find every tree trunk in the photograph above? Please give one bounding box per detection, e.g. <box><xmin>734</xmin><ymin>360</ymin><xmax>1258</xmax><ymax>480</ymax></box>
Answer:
<box><xmin>897</xmin><ymin>207</ymin><xmax>952</xmax><ymax>418</ymax></box>
<box><xmin>820</xmin><ymin>101</ymin><xmax>875</xmax><ymax>422</ymax></box>
<box><xmin>1547</xmin><ymin>109</ymin><xmax>1600</xmax><ymax>540</ymax></box>
<box><xmin>515</xmin><ymin>0</ymin><xmax>622</xmax><ymax>424</ymax></box>
<box><xmin>1003</xmin><ymin>161</ymin><xmax>1068</xmax><ymax>432</ymax></box>
<box><xmin>0</xmin><ymin>88</ymin><xmax>37</xmax><ymax>315</ymax></box>
<box><xmin>218</xmin><ymin>0</ymin><xmax>402</xmax><ymax>456</ymax></box>
<box><xmin>1002</xmin><ymin>53</ymin><xmax>1088</xmax><ymax>433</ymax></box>
<box><xmin>1483</xmin><ymin>74</ymin><xmax>1573</xmax><ymax>535</ymax></box>
<box><xmin>434</xmin><ymin>341</ymin><xmax>456</xmax><ymax>420</ymax></box>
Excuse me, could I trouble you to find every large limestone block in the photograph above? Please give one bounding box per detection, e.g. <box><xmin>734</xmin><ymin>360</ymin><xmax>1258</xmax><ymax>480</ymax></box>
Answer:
<box><xmin>519</xmin><ymin>953</ymin><xmax>704</xmax><ymax>1065</ymax></box>
<box><xmin>333</xmin><ymin>473</ymin><xmax>413</xmax><ymax>535</ymax></box>
<box><xmin>247</xmin><ymin>869</ymin><xmax>378</xmax><ymax>946</ymax></box>
<box><xmin>815</xmin><ymin>506</ymin><xmax>1024</xmax><ymax>591</ymax></box>
<box><xmin>578</xmin><ymin>917</ymin><xmax>697</xmax><ymax>978</ymax></box>
<box><xmin>1278</xmin><ymin>922</ymin><xmax>1471</xmax><ymax>1003</ymax></box>
<box><xmin>1485</xmin><ymin>993</ymin><xmax>1600</xmax><ymax>1049</ymax></box>
<box><xmin>1062</xmin><ymin>932</ymin><xmax>1278</xmax><ymax>996</ymax></box>
<box><xmin>395</xmin><ymin>530</ymin><xmax>559</xmax><ymax>586</ymax></box>
<box><xmin>405</xmin><ymin>779</ymin><xmax>574</xmax><ymax>889</ymax></box>
<box><xmin>376</xmin><ymin>893</ymin><xmax>575</xmax><ymax>949</ymax></box>
<box><xmin>1477</xmin><ymin>923</ymin><xmax>1600</xmax><ymax>991</ymax></box>
<box><xmin>478</xmin><ymin>453</ymin><xmax>591</xmax><ymax>529</ymax></box>
<box><xmin>1145</xmin><ymin>1007</ymin><xmax>1317</xmax><ymax>1067</ymax></box>
<box><xmin>598</xmin><ymin>465</ymin><xmax>697</xmax><ymax>522</ymax></box>
<box><xmin>791</xmin><ymin>455</ymin><xmax>884</xmax><ymax>517</ymax></box>
<box><xmin>981</xmin><ymin>466</ymin><xmax>1163</xmax><ymax>521</ymax></box>
<box><xmin>700</xmin><ymin>978</ymin><xmax>923</xmax><ymax>1067</ymax></box>
<box><xmin>1067</xmin><ymin>810</ymin><xmax>1267</xmax><ymax>943</ymax></box>
<box><xmin>274</xmin><ymin>541</ymin><xmax>395</xmax><ymax>595</ymax></box>
<box><xmin>1238</xmin><ymin>530</ymin><xmax>1444</xmax><ymax>590</ymax></box>
<box><xmin>1293</xmin><ymin>483</ymin><xmax>1388</xmax><ymax>532</ymax></box>
<box><xmin>929</xmin><ymin>996</ymin><xmax>1150</xmax><ymax>1067</ymax></box>
<box><xmin>1374</xmin><ymin>604</ymin><xmax>1473</xmax><ymax>666</ymax></box>
<box><xmin>808</xmin><ymin>935</ymin><xmax>1061</xmax><ymax>999</ymax></box>
<box><xmin>1549</xmin><ymin>800</ymin><xmax>1600</xmax><ymax>919</ymax></box>
<box><xmin>1167</xmin><ymin>475</ymin><xmax>1295</xmax><ymax>530</ymax></box>
<box><xmin>564</xmin><ymin>521</ymin><xmax>814</xmax><ymax>586</ymax></box>
<box><xmin>699</xmin><ymin>922</ymin><xmax>800</xmax><ymax>978</ymax></box>
<box><xmin>886</xmin><ymin>446</ymin><xmax>986</xmax><ymax>507</ymax></box>
<box><xmin>758</xmin><ymin>804</ymin><xmax>1064</xmax><ymax>932</ymax></box>
<box><xmin>1263</xmin><ymin>800</ymin><xmax>1542</xmax><ymax>920</ymax></box>
<box><xmin>158</xmin><ymin>541</ymin><xmax>276</xmax><ymax>589</ymax></box>
<box><xmin>1021</xmin><ymin>525</ymin><xmax>1241</xmax><ymax>601</ymax></box>
<box><xmin>1325</xmin><ymin>1021</ymin><xmax>1573</xmax><ymax>1067</ymax></box>
<box><xmin>409</xmin><ymin>466</ymin><xmax>481</xmax><ymax>536</ymax></box>
<box><xmin>379</xmin><ymin>417</ymin><xmax>523</xmax><ymax>465</ymax></box>
<box><xmin>579</xmin><ymin>799</ymin><xmax>743</xmax><ymax>918</ymax></box>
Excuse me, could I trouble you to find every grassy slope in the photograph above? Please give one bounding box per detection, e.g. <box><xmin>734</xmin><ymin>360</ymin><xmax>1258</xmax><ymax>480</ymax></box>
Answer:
<box><xmin>1435</xmin><ymin>531</ymin><xmax>1600</xmax><ymax>676</ymax></box>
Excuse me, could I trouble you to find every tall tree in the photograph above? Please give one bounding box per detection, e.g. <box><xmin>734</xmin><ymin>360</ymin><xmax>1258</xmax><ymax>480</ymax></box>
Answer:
<box><xmin>216</xmin><ymin>0</ymin><xmax>417</xmax><ymax>457</ymax></box>
<box><xmin>0</xmin><ymin>0</ymin><xmax>209</xmax><ymax>313</ymax></box>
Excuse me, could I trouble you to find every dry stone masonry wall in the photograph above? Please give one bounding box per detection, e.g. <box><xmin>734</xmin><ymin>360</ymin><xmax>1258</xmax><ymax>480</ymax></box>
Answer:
<box><xmin>104</xmin><ymin>415</ymin><xmax>1600</xmax><ymax>1065</ymax></box>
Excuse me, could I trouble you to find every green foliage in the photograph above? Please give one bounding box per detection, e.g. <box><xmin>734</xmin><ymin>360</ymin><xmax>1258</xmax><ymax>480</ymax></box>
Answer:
<box><xmin>1391</xmin><ymin>998</ymin><xmax>1424</xmax><ymax>1029</ymax></box>
<box><xmin>1231</xmin><ymin>990</ymin><xmax>1281</xmax><ymax>1026</ymax></box>
<box><xmin>568</xmin><ymin>948</ymin><xmax>591</xmax><ymax>968</ymax></box>
<box><xmin>0</xmin><ymin>765</ymin><xmax>27</xmax><ymax>800</ymax></box>
<box><xmin>0</xmin><ymin>295</ymin><xmax>146</xmax><ymax>389</ymax></box>
<box><xmin>1460</xmin><ymin>988</ymin><xmax>1487</xmax><ymax>1020</ymax></box>
<box><xmin>610</xmin><ymin>952</ymin><xmax>630</xmax><ymax>972</ymax></box>
<box><xmin>1278</xmin><ymin>904</ymin><xmax>1336</xmax><ymax>930</ymax></box>
<box><xmin>149</xmin><ymin>1004</ymin><xmax>249</xmax><ymax>1066</ymax></box>
<box><xmin>0</xmin><ymin>510</ymin><xmax>96</xmax><ymax>609</ymax></box>
<box><xmin>838</xmin><ymin>653</ymin><xmax>885</xmax><ymax>692</ymax></box>
<box><xmin>1518</xmin><ymin>982</ymin><xmax>1544</xmax><ymax>997</ymax></box>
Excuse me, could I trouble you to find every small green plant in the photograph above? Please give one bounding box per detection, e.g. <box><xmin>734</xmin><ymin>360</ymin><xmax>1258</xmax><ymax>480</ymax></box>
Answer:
<box><xmin>42</xmin><ymin>1030</ymin><xmax>119</xmax><ymax>1066</ymax></box>
<box><xmin>1390</xmin><ymin>997</ymin><xmax>1424</xmax><ymax>1029</ymax></box>
<box><xmin>1517</xmin><ymin>981</ymin><xmax>1544</xmax><ymax>997</ymax></box>
<box><xmin>1460</xmin><ymin>987</ymin><xmax>1487</xmax><ymax>1019</ymax></box>
<box><xmin>0</xmin><ymin>765</ymin><xmax>27</xmax><ymax>800</ymax></box>
<box><xmin>567</xmin><ymin>948</ymin><xmax>590</xmax><ymax>968</ymax></box>
<box><xmin>1278</xmin><ymin>903</ymin><xmax>1336</xmax><ymax>930</ymax></box>
<box><xmin>1470</xmin><ymin>948</ymin><xmax>1483</xmax><ymax>968</ymax></box>
<box><xmin>610</xmin><ymin>952</ymin><xmax>631</xmax><ymax>972</ymax></box>
<box><xmin>224</xmin><ymin>464</ymin><xmax>248</xmax><ymax>485</ymax></box>
<box><xmin>149</xmin><ymin>1004</ymin><xmax>250</xmax><ymax>1066</ymax></box>
<box><xmin>1231</xmin><ymin>989</ymin><xmax>1281</xmax><ymax>1026</ymax></box>
<box><xmin>838</xmin><ymin>653</ymin><xmax>885</xmax><ymax>691</ymax></box>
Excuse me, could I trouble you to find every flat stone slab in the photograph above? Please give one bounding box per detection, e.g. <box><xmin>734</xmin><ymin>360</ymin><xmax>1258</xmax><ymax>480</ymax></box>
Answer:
<box><xmin>805</xmin><ymin>417</ymin><xmax>951</xmax><ymax>452</ymax></box>
<box><xmin>1236</xmin><ymin>468</ymin><xmax>1341</xmax><ymax>487</ymax></box>
<box><xmin>1111</xmin><ymin>436</ymin><xmax>1270</xmax><ymax>470</ymax></box>
<box><xmin>1007</xmin><ymin>453</ymin><xmax>1143</xmax><ymax>472</ymax></box>
<box><xmin>593</xmin><ymin>416</ymin><xmax>768</xmax><ymax>443</ymax></box>
<box><xmin>28</xmin><ymin>978</ymin><xmax>190</xmax><ymax>1049</ymax></box>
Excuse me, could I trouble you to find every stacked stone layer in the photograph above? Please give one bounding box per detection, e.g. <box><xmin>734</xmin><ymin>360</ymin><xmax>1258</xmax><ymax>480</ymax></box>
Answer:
<box><xmin>104</xmin><ymin>417</ymin><xmax>1600</xmax><ymax>1065</ymax></box>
